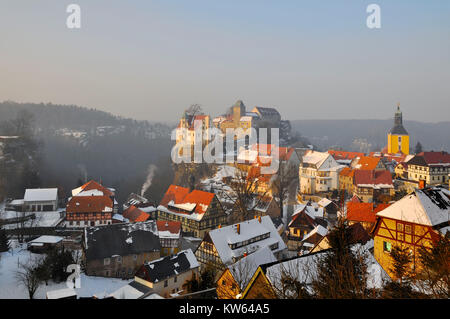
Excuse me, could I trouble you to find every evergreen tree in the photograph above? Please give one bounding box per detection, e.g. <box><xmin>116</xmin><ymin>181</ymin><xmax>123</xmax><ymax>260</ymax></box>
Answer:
<box><xmin>382</xmin><ymin>245</ymin><xmax>421</xmax><ymax>298</ymax></box>
<box><xmin>312</xmin><ymin>220</ymin><xmax>369</xmax><ymax>298</ymax></box>
<box><xmin>415</xmin><ymin>141</ymin><xmax>423</xmax><ymax>154</ymax></box>
<box><xmin>0</xmin><ymin>227</ymin><xmax>10</xmax><ymax>252</ymax></box>
<box><xmin>417</xmin><ymin>232</ymin><xmax>450</xmax><ymax>298</ymax></box>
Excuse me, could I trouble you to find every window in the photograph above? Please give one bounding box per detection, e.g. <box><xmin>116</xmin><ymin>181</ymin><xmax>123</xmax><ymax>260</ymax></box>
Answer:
<box><xmin>174</xmin><ymin>276</ymin><xmax>177</xmax><ymax>283</ymax></box>
<box><xmin>133</xmin><ymin>254</ymin><xmax>137</xmax><ymax>261</ymax></box>
<box><xmin>164</xmin><ymin>280</ymin><xmax>168</xmax><ymax>287</ymax></box>
<box><xmin>383</xmin><ymin>241</ymin><xmax>392</xmax><ymax>253</ymax></box>
<box><xmin>222</xmin><ymin>280</ymin><xmax>226</xmax><ymax>286</ymax></box>
<box><xmin>405</xmin><ymin>225</ymin><xmax>412</xmax><ymax>234</ymax></box>
<box><xmin>397</xmin><ymin>223</ymin><xmax>404</xmax><ymax>232</ymax></box>
<box><xmin>104</xmin><ymin>258</ymin><xmax>110</xmax><ymax>265</ymax></box>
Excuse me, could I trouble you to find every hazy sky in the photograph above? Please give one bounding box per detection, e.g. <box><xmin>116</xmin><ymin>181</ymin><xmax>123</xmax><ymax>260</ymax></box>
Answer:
<box><xmin>1</xmin><ymin>0</ymin><xmax>449</xmax><ymax>122</ymax></box>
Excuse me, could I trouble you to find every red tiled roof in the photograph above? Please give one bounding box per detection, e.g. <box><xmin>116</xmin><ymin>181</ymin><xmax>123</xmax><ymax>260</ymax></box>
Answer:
<box><xmin>79</xmin><ymin>180</ymin><xmax>114</xmax><ymax>197</ymax></box>
<box><xmin>354</xmin><ymin>156</ymin><xmax>381</xmax><ymax>170</ymax></box>
<box><xmin>123</xmin><ymin>205</ymin><xmax>150</xmax><ymax>222</ymax></box>
<box><xmin>339</xmin><ymin>167</ymin><xmax>355</xmax><ymax>178</ymax></box>
<box><xmin>328</xmin><ymin>150</ymin><xmax>365</xmax><ymax>160</ymax></box>
<box><xmin>417</xmin><ymin>151</ymin><xmax>450</xmax><ymax>165</ymax></box>
<box><xmin>160</xmin><ymin>185</ymin><xmax>215</xmax><ymax>217</ymax></box>
<box><xmin>156</xmin><ymin>220</ymin><xmax>181</xmax><ymax>235</ymax></box>
<box><xmin>353</xmin><ymin>170</ymin><xmax>393</xmax><ymax>187</ymax></box>
<box><xmin>349</xmin><ymin>194</ymin><xmax>362</xmax><ymax>203</ymax></box>
<box><xmin>66</xmin><ymin>195</ymin><xmax>113</xmax><ymax>213</ymax></box>
<box><xmin>346</xmin><ymin>202</ymin><xmax>390</xmax><ymax>223</ymax></box>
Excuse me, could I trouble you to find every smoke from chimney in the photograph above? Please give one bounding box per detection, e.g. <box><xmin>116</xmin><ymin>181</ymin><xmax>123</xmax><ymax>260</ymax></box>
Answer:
<box><xmin>141</xmin><ymin>164</ymin><xmax>157</xmax><ymax>197</ymax></box>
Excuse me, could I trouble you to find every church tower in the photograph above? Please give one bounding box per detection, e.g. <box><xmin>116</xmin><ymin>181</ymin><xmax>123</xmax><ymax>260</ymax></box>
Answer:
<box><xmin>387</xmin><ymin>104</ymin><xmax>409</xmax><ymax>154</ymax></box>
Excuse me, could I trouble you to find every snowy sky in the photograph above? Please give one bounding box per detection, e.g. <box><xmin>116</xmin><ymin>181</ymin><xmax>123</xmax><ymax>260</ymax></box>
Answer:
<box><xmin>0</xmin><ymin>0</ymin><xmax>449</xmax><ymax>122</ymax></box>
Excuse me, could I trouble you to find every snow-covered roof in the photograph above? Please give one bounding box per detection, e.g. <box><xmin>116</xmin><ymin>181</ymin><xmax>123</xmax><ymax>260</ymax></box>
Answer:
<box><xmin>302</xmin><ymin>151</ymin><xmax>329</xmax><ymax>167</ymax></box>
<box><xmin>29</xmin><ymin>235</ymin><xmax>64</xmax><ymax>244</ymax></box>
<box><xmin>376</xmin><ymin>188</ymin><xmax>450</xmax><ymax>227</ymax></box>
<box><xmin>46</xmin><ymin>288</ymin><xmax>76</xmax><ymax>299</ymax></box>
<box><xmin>302</xmin><ymin>225</ymin><xmax>328</xmax><ymax>242</ymax></box>
<box><xmin>208</xmin><ymin>216</ymin><xmax>286</xmax><ymax>266</ymax></box>
<box><xmin>24</xmin><ymin>188</ymin><xmax>58</xmax><ymax>202</ymax></box>
<box><xmin>317</xmin><ymin>198</ymin><xmax>332</xmax><ymax>207</ymax></box>
<box><xmin>75</xmin><ymin>189</ymin><xmax>104</xmax><ymax>197</ymax></box>
<box><xmin>228</xmin><ymin>246</ymin><xmax>277</xmax><ymax>290</ymax></box>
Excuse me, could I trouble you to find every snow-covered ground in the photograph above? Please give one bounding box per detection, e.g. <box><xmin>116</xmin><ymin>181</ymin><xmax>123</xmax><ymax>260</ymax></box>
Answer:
<box><xmin>0</xmin><ymin>241</ymin><xmax>131</xmax><ymax>299</ymax></box>
<box><xmin>0</xmin><ymin>209</ymin><xmax>65</xmax><ymax>228</ymax></box>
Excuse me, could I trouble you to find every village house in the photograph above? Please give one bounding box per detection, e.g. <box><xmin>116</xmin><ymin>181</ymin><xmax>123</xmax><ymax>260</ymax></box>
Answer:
<box><xmin>216</xmin><ymin>246</ymin><xmax>277</xmax><ymax>299</ymax></box>
<box><xmin>240</xmin><ymin>251</ymin><xmax>322</xmax><ymax>299</ymax></box>
<box><xmin>122</xmin><ymin>205</ymin><xmax>151</xmax><ymax>223</ymax></box>
<box><xmin>83</xmin><ymin>221</ymin><xmax>161</xmax><ymax>279</ymax></box>
<box><xmin>346</xmin><ymin>202</ymin><xmax>391</xmax><ymax>232</ymax></box>
<box><xmin>328</xmin><ymin>150</ymin><xmax>365</xmax><ymax>166</ymax></box>
<box><xmin>353</xmin><ymin>169</ymin><xmax>394</xmax><ymax>203</ymax></box>
<box><xmin>27</xmin><ymin>235</ymin><xmax>64</xmax><ymax>253</ymax></box>
<box><xmin>66</xmin><ymin>180</ymin><xmax>117</xmax><ymax>227</ymax></box>
<box><xmin>372</xmin><ymin>187</ymin><xmax>450</xmax><ymax>279</ymax></box>
<box><xmin>299</xmin><ymin>150</ymin><xmax>344</xmax><ymax>196</ymax></box>
<box><xmin>311</xmin><ymin>222</ymin><xmax>371</xmax><ymax>253</ymax></box>
<box><xmin>351</xmin><ymin>156</ymin><xmax>387</xmax><ymax>171</ymax></box>
<box><xmin>23</xmin><ymin>188</ymin><xmax>59</xmax><ymax>212</ymax></box>
<box><xmin>157</xmin><ymin>220</ymin><xmax>181</xmax><ymax>256</ymax></box>
<box><xmin>122</xmin><ymin>193</ymin><xmax>157</xmax><ymax>218</ymax></box>
<box><xmin>134</xmin><ymin>249</ymin><xmax>200</xmax><ymax>298</ymax></box>
<box><xmin>195</xmin><ymin>215</ymin><xmax>287</xmax><ymax>272</ymax></box>
<box><xmin>339</xmin><ymin>167</ymin><xmax>356</xmax><ymax>195</ymax></box>
<box><xmin>157</xmin><ymin>185</ymin><xmax>227</xmax><ymax>238</ymax></box>
<box><xmin>406</xmin><ymin>151</ymin><xmax>450</xmax><ymax>186</ymax></box>
<box><xmin>286</xmin><ymin>203</ymin><xmax>328</xmax><ymax>252</ymax></box>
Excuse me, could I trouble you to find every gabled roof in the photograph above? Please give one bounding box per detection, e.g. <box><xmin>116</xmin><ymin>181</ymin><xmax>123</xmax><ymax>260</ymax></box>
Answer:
<box><xmin>289</xmin><ymin>205</ymin><xmax>320</xmax><ymax>228</ymax></box>
<box><xmin>85</xmin><ymin>221</ymin><xmax>160</xmax><ymax>261</ymax></box>
<box><xmin>376</xmin><ymin>188</ymin><xmax>450</xmax><ymax>227</ymax></box>
<box><xmin>136</xmin><ymin>249</ymin><xmax>199</xmax><ymax>283</ymax></box>
<box><xmin>302</xmin><ymin>150</ymin><xmax>330</xmax><ymax>168</ymax></box>
<box><xmin>353</xmin><ymin>170</ymin><xmax>393</xmax><ymax>189</ymax></box>
<box><xmin>72</xmin><ymin>180</ymin><xmax>114</xmax><ymax>197</ymax></box>
<box><xmin>228</xmin><ymin>246</ymin><xmax>277</xmax><ymax>290</ymax></box>
<box><xmin>24</xmin><ymin>188</ymin><xmax>58</xmax><ymax>202</ymax></box>
<box><xmin>328</xmin><ymin>150</ymin><xmax>365</xmax><ymax>161</ymax></box>
<box><xmin>346</xmin><ymin>202</ymin><xmax>391</xmax><ymax>224</ymax></box>
<box><xmin>156</xmin><ymin>220</ymin><xmax>181</xmax><ymax>239</ymax></box>
<box><xmin>339</xmin><ymin>167</ymin><xmax>355</xmax><ymax>178</ymax></box>
<box><xmin>208</xmin><ymin>216</ymin><xmax>286</xmax><ymax>266</ymax></box>
<box><xmin>67</xmin><ymin>195</ymin><xmax>113</xmax><ymax>213</ymax></box>
<box><xmin>407</xmin><ymin>151</ymin><xmax>450</xmax><ymax>167</ymax></box>
<box><xmin>353</xmin><ymin>156</ymin><xmax>382</xmax><ymax>170</ymax></box>
<box><xmin>158</xmin><ymin>185</ymin><xmax>215</xmax><ymax>221</ymax></box>
<box><xmin>123</xmin><ymin>205</ymin><xmax>150</xmax><ymax>223</ymax></box>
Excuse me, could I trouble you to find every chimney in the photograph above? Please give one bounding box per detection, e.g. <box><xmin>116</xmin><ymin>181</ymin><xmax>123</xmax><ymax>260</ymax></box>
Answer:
<box><xmin>189</xmin><ymin>175</ymin><xmax>195</xmax><ymax>192</ymax></box>
<box><xmin>236</xmin><ymin>223</ymin><xmax>240</xmax><ymax>234</ymax></box>
<box><xmin>419</xmin><ymin>180</ymin><xmax>426</xmax><ymax>189</ymax></box>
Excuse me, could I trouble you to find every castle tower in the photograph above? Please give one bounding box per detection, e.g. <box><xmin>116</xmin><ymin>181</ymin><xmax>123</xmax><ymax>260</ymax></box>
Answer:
<box><xmin>387</xmin><ymin>104</ymin><xmax>409</xmax><ymax>154</ymax></box>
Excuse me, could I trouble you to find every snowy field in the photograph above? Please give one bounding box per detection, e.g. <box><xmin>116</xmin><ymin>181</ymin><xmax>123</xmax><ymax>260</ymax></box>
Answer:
<box><xmin>0</xmin><ymin>241</ymin><xmax>131</xmax><ymax>299</ymax></box>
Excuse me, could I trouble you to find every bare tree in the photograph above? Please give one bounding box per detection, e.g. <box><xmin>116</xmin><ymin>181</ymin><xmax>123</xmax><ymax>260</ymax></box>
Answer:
<box><xmin>270</xmin><ymin>162</ymin><xmax>298</xmax><ymax>218</ymax></box>
<box><xmin>221</xmin><ymin>168</ymin><xmax>269</xmax><ymax>223</ymax></box>
<box><xmin>218</xmin><ymin>255</ymin><xmax>259</xmax><ymax>299</ymax></box>
<box><xmin>185</xmin><ymin>104</ymin><xmax>203</xmax><ymax>117</ymax></box>
<box><xmin>15</xmin><ymin>258</ymin><xmax>43</xmax><ymax>299</ymax></box>
<box><xmin>268</xmin><ymin>255</ymin><xmax>315</xmax><ymax>299</ymax></box>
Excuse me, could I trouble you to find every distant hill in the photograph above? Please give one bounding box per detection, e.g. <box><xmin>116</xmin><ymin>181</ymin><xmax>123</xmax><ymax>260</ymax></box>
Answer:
<box><xmin>0</xmin><ymin>101</ymin><xmax>175</xmax><ymax>204</ymax></box>
<box><xmin>291</xmin><ymin>119</ymin><xmax>450</xmax><ymax>153</ymax></box>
